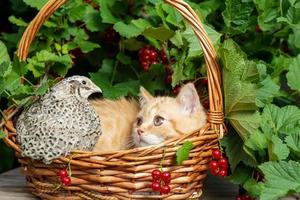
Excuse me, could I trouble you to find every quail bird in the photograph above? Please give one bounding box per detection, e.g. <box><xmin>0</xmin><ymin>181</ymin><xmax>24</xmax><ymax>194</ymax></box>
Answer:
<box><xmin>16</xmin><ymin>76</ymin><xmax>102</xmax><ymax>164</ymax></box>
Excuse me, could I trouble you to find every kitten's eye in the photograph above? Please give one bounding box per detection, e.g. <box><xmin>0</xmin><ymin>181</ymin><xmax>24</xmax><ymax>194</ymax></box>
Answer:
<box><xmin>153</xmin><ymin>115</ymin><xmax>164</xmax><ymax>126</ymax></box>
<box><xmin>136</xmin><ymin>117</ymin><xmax>143</xmax><ymax>126</ymax></box>
<box><xmin>82</xmin><ymin>80</ymin><xmax>86</xmax><ymax>85</ymax></box>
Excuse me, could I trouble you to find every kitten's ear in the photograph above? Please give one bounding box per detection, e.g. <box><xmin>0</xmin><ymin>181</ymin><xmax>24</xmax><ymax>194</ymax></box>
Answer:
<box><xmin>176</xmin><ymin>83</ymin><xmax>201</xmax><ymax>114</ymax></box>
<box><xmin>139</xmin><ymin>86</ymin><xmax>154</xmax><ymax>105</ymax></box>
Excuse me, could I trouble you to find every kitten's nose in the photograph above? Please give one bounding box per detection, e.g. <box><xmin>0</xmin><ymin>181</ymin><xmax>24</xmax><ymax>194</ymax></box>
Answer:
<box><xmin>137</xmin><ymin>129</ymin><xmax>144</xmax><ymax>136</ymax></box>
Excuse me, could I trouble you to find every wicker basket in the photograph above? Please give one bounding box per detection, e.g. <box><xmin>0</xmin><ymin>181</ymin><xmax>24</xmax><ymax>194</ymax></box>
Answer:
<box><xmin>1</xmin><ymin>0</ymin><xmax>226</xmax><ymax>199</ymax></box>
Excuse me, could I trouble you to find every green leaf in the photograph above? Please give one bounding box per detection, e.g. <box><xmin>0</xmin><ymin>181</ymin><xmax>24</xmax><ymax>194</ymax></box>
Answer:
<box><xmin>0</xmin><ymin>40</ymin><xmax>10</xmax><ymax>64</ymax></box>
<box><xmin>259</xmin><ymin>161</ymin><xmax>300</xmax><ymax>200</ymax></box>
<box><xmin>286</xmin><ymin>55</ymin><xmax>300</xmax><ymax>91</ymax></box>
<box><xmin>245</xmin><ymin>131</ymin><xmax>268</xmax><ymax>155</ymax></box>
<box><xmin>268</xmin><ymin>135</ymin><xmax>290</xmax><ymax>161</ymax></box>
<box><xmin>222</xmin><ymin>0</ymin><xmax>255</xmax><ymax>34</ymax></box>
<box><xmin>256</xmin><ymin>76</ymin><xmax>280</xmax><ymax>107</ymax></box>
<box><xmin>227</xmin><ymin>111</ymin><xmax>261</xmax><ymax>140</ymax></box>
<box><xmin>143</xmin><ymin>26</ymin><xmax>174</xmax><ymax>42</ymax></box>
<box><xmin>116</xmin><ymin>53</ymin><xmax>131</xmax><ymax>65</ymax></box>
<box><xmin>221</xmin><ymin>132</ymin><xmax>254</xmax><ymax>171</ymax></box>
<box><xmin>23</xmin><ymin>0</ymin><xmax>48</xmax><ymax>9</ymax></box>
<box><xmin>0</xmin><ymin>62</ymin><xmax>13</xmax><ymax>78</ymax></box>
<box><xmin>243</xmin><ymin>178</ymin><xmax>263</xmax><ymax>197</ymax></box>
<box><xmin>8</xmin><ymin>16</ymin><xmax>27</xmax><ymax>27</ymax></box>
<box><xmin>285</xmin><ymin>132</ymin><xmax>300</xmax><ymax>158</ymax></box>
<box><xmin>221</xmin><ymin>40</ymin><xmax>260</xmax><ymax>139</ymax></box>
<box><xmin>77</xmin><ymin>41</ymin><xmax>100</xmax><ymax>53</ymax></box>
<box><xmin>261</xmin><ymin>104</ymin><xmax>300</xmax><ymax>135</ymax></box>
<box><xmin>170</xmin><ymin>30</ymin><xmax>183</xmax><ymax>47</ymax></box>
<box><xmin>183</xmin><ymin>25</ymin><xmax>221</xmax><ymax>59</ymax></box>
<box><xmin>229</xmin><ymin>165</ymin><xmax>253</xmax><ymax>185</ymax></box>
<box><xmin>84</xmin><ymin>9</ymin><xmax>103</xmax><ymax>32</ymax></box>
<box><xmin>96</xmin><ymin>0</ymin><xmax>118</xmax><ymax>24</ymax></box>
<box><xmin>176</xmin><ymin>141</ymin><xmax>194</xmax><ymax>165</ymax></box>
<box><xmin>0</xmin><ymin>130</ymin><xmax>6</xmax><ymax>139</ymax></box>
<box><xmin>68</xmin><ymin>4</ymin><xmax>91</xmax><ymax>23</ymax></box>
<box><xmin>114</xmin><ymin>19</ymin><xmax>151</xmax><ymax>38</ymax></box>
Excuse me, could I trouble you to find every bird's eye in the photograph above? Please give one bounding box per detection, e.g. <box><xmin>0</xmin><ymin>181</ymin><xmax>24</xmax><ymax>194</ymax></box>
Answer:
<box><xmin>153</xmin><ymin>115</ymin><xmax>164</xmax><ymax>126</ymax></box>
<box><xmin>82</xmin><ymin>80</ymin><xmax>86</xmax><ymax>85</ymax></box>
<box><xmin>136</xmin><ymin>117</ymin><xmax>143</xmax><ymax>126</ymax></box>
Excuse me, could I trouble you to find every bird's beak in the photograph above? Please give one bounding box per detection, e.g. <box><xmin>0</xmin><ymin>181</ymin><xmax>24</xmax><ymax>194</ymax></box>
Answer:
<box><xmin>91</xmin><ymin>83</ymin><xmax>102</xmax><ymax>94</ymax></box>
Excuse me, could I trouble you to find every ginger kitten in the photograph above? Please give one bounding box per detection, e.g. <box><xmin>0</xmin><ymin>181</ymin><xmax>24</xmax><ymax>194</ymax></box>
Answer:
<box><xmin>91</xmin><ymin>98</ymin><xmax>139</xmax><ymax>152</ymax></box>
<box><xmin>133</xmin><ymin>83</ymin><xmax>207</xmax><ymax>147</ymax></box>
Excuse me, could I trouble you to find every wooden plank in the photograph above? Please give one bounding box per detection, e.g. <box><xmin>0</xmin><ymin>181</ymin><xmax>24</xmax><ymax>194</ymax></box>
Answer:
<box><xmin>0</xmin><ymin>168</ymin><xmax>238</xmax><ymax>200</ymax></box>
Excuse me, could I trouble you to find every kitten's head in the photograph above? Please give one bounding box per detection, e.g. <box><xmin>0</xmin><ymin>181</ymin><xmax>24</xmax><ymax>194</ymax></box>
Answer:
<box><xmin>133</xmin><ymin>83</ymin><xmax>207</xmax><ymax>147</ymax></box>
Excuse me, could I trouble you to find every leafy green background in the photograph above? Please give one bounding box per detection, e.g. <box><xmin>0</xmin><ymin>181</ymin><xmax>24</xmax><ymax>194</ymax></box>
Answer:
<box><xmin>0</xmin><ymin>0</ymin><xmax>300</xmax><ymax>199</ymax></box>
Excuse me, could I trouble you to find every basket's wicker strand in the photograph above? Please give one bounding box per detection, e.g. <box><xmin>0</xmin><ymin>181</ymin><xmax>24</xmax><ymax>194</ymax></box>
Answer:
<box><xmin>0</xmin><ymin>0</ymin><xmax>227</xmax><ymax>199</ymax></box>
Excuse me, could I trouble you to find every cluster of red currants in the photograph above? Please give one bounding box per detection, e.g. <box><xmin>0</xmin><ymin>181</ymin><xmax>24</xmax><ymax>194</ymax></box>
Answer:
<box><xmin>138</xmin><ymin>46</ymin><xmax>159</xmax><ymax>72</ymax></box>
<box><xmin>151</xmin><ymin>169</ymin><xmax>171</xmax><ymax>194</ymax></box>
<box><xmin>235</xmin><ymin>194</ymin><xmax>255</xmax><ymax>200</ymax></box>
<box><xmin>209</xmin><ymin>149</ymin><xmax>228</xmax><ymax>177</ymax></box>
<box><xmin>58</xmin><ymin>169</ymin><xmax>71</xmax><ymax>186</ymax></box>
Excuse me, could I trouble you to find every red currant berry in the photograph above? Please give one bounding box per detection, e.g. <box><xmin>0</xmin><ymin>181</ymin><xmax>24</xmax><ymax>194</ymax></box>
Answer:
<box><xmin>151</xmin><ymin>169</ymin><xmax>162</xmax><ymax>180</ymax></box>
<box><xmin>201</xmin><ymin>78</ymin><xmax>208</xmax><ymax>85</ymax></box>
<box><xmin>62</xmin><ymin>176</ymin><xmax>71</xmax><ymax>186</ymax></box>
<box><xmin>209</xmin><ymin>160</ymin><xmax>219</xmax><ymax>171</ymax></box>
<box><xmin>235</xmin><ymin>197</ymin><xmax>242</xmax><ymax>200</ymax></box>
<box><xmin>165</xmin><ymin>74</ymin><xmax>172</xmax><ymax>85</ymax></box>
<box><xmin>149</xmin><ymin>51</ymin><xmax>158</xmax><ymax>62</ymax></box>
<box><xmin>59</xmin><ymin>169</ymin><xmax>68</xmax><ymax>179</ymax></box>
<box><xmin>161</xmin><ymin>172</ymin><xmax>171</xmax><ymax>184</ymax></box>
<box><xmin>218</xmin><ymin>158</ymin><xmax>228</xmax><ymax>169</ymax></box>
<box><xmin>172</xmin><ymin>85</ymin><xmax>181</xmax><ymax>96</ymax></box>
<box><xmin>218</xmin><ymin>169</ymin><xmax>227</xmax><ymax>177</ymax></box>
<box><xmin>210</xmin><ymin>168</ymin><xmax>219</xmax><ymax>175</ymax></box>
<box><xmin>153</xmin><ymin>178</ymin><xmax>161</xmax><ymax>183</ymax></box>
<box><xmin>212</xmin><ymin>149</ymin><xmax>222</xmax><ymax>159</ymax></box>
<box><xmin>151</xmin><ymin>182</ymin><xmax>161</xmax><ymax>191</ymax></box>
<box><xmin>160</xmin><ymin>50</ymin><xmax>168</xmax><ymax>64</ymax></box>
<box><xmin>160</xmin><ymin>184</ymin><xmax>171</xmax><ymax>194</ymax></box>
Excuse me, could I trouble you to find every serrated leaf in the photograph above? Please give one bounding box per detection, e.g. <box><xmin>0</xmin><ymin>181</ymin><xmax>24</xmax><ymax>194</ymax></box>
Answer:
<box><xmin>68</xmin><ymin>4</ymin><xmax>91</xmax><ymax>23</ymax></box>
<box><xmin>245</xmin><ymin>131</ymin><xmax>268</xmax><ymax>155</ymax></box>
<box><xmin>114</xmin><ymin>19</ymin><xmax>151</xmax><ymax>38</ymax></box>
<box><xmin>84</xmin><ymin>9</ymin><xmax>103</xmax><ymax>32</ymax></box>
<box><xmin>268</xmin><ymin>135</ymin><xmax>290</xmax><ymax>161</ymax></box>
<box><xmin>261</xmin><ymin>104</ymin><xmax>300</xmax><ymax>135</ymax></box>
<box><xmin>23</xmin><ymin>0</ymin><xmax>47</xmax><ymax>9</ymax></box>
<box><xmin>256</xmin><ymin>76</ymin><xmax>280</xmax><ymax>107</ymax></box>
<box><xmin>143</xmin><ymin>26</ymin><xmax>174</xmax><ymax>41</ymax></box>
<box><xmin>170</xmin><ymin>30</ymin><xmax>183</xmax><ymax>47</ymax></box>
<box><xmin>183</xmin><ymin>25</ymin><xmax>221</xmax><ymax>59</ymax></box>
<box><xmin>227</xmin><ymin>111</ymin><xmax>261</xmax><ymax>140</ymax></box>
<box><xmin>77</xmin><ymin>41</ymin><xmax>100</xmax><ymax>53</ymax></box>
<box><xmin>259</xmin><ymin>161</ymin><xmax>300</xmax><ymax>200</ymax></box>
<box><xmin>285</xmin><ymin>132</ymin><xmax>300</xmax><ymax>158</ymax></box>
<box><xmin>176</xmin><ymin>141</ymin><xmax>194</xmax><ymax>165</ymax></box>
<box><xmin>243</xmin><ymin>178</ymin><xmax>263</xmax><ymax>197</ymax></box>
<box><xmin>286</xmin><ymin>55</ymin><xmax>300</xmax><ymax>91</ymax></box>
<box><xmin>8</xmin><ymin>16</ymin><xmax>27</xmax><ymax>27</ymax></box>
<box><xmin>97</xmin><ymin>0</ymin><xmax>118</xmax><ymax>24</ymax></box>
<box><xmin>222</xmin><ymin>0</ymin><xmax>254</xmax><ymax>34</ymax></box>
<box><xmin>0</xmin><ymin>40</ymin><xmax>10</xmax><ymax>64</ymax></box>
<box><xmin>35</xmin><ymin>82</ymin><xmax>49</xmax><ymax>96</ymax></box>
<box><xmin>0</xmin><ymin>62</ymin><xmax>13</xmax><ymax>78</ymax></box>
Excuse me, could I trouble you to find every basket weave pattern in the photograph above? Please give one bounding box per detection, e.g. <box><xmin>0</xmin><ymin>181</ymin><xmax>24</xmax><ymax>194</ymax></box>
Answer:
<box><xmin>1</xmin><ymin>0</ymin><xmax>225</xmax><ymax>199</ymax></box>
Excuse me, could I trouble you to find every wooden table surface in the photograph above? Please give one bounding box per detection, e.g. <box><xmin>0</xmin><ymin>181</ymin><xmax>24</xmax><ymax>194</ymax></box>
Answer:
<box><xmin>0</xmin><ymin>168</ymin><xmax>238</xmax><ymax>200</ymax></box>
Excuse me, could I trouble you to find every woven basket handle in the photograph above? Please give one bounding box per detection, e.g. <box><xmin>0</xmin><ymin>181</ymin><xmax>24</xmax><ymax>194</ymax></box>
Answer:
<box><xmin>16</xmin><ymin>0</ymin><xmax>225</xmax><ymax>137</ymax></box>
